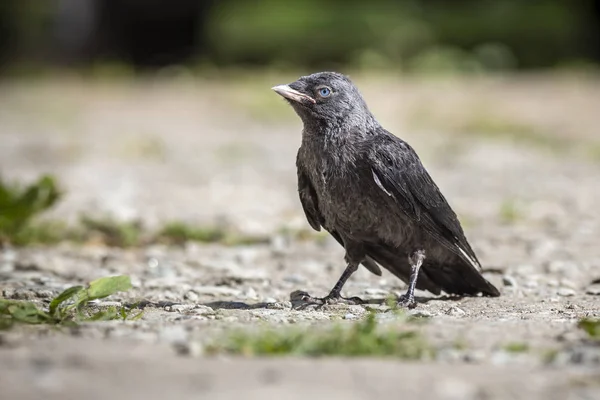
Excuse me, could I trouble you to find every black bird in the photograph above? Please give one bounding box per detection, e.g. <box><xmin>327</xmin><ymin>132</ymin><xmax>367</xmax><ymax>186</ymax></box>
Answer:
<box><xmin>272</xmin><ymin>72</ymin><xmax>500</xmax><ymax>307</ymax></box>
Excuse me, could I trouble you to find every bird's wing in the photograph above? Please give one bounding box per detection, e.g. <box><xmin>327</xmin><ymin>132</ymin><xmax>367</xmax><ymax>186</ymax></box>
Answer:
<box><xmin>297</xmin><ymin>157</ymin><xmax>382</xmax><ymax>276</ymax></box>
<box><xmin>368</xmin><ymin>131</ymin><xmax>481</xmax><ymax>270</ymax></box>
<box><xmin>296</xmin><ymin>159</ymin><xmax>324</xmax><ymax>231</ymax></box>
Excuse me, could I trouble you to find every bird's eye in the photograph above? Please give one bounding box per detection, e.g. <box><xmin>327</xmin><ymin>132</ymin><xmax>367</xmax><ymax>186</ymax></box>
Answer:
<box><xmin>318</xmin><ymin>87</ymin><xmax>331</xmax><ymax>97</ymax></box>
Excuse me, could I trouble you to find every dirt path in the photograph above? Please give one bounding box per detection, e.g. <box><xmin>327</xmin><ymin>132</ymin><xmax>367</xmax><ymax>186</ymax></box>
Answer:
<box><xmin>1</xmin><ymin>75</ymin><xmax>599</xmax><ymax>398</ymax></box>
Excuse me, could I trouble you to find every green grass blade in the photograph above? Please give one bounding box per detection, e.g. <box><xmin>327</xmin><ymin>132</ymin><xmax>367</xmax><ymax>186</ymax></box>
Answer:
<box><xmin>49</xmin><ymin>286</ymin><xmax>84</xmax><ymax>317</ymax></box>
<box><xmin>84</xmin><ymin>275</ymin><xmax>132</xmax><ymax>302</ymax></box>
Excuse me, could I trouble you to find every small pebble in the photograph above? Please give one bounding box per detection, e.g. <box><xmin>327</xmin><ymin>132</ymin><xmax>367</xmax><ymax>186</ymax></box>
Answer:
<box><xmin>446</xmin><ymin>306</ymin><xmax>466</xmax><ymax>317</ymax></box>
<box><xmin>343</xmin><ymin>313</ymin><xmax>358</xmax><ymax>320</ymax></box>
<box><xmin>557</xmin><ymin>287</ymin><xmax>576</xmax><ymax>297</ymax></box>
<box><xmin>242</xmin><ymin>287</ymin><xmax>258</xmax><ymax>300</ymax></box>
<box><xmin>502</xmin><ymin>275</ymin><xmax>517</xmax><ymax>287</ymax></box>
<box><xmin>409</xmin><ymin>309</ymin><xmax>433</xmax><ymax>318</ymax></box>
<box><xmin>266</xmin><ymin>301</ymin><xmax>292</xmax><ymax>310</ymax></box>
<box><xmin>585</xmin><ymin>285</ymin><xmax>600</xmax><ymax>295</ymax></box>
<box><xmin>11</xmin><ymin>289</ymin><xmax>36</xmax><ymax>300</ymax></box>
<box><xmin>165</xmin><ymin>304</ymin><xmax>195</xmax><ymax>313</ymax></box>
<box><xmin>184</xmin><ymin>291</ymin><xmax>199</xmax><ymax>302</ymax></box>
<box><xmin>523</xmin><ymin>280</ymin><xmax>538</xmax><ymax>289</ymax></box>
<box><xmin>559</xmin><ymin>279</ymin><xmax>578</xmax><ymax>290</ymax></box>
<box><xmin>347</xmin><ymin>305</ymin><xmax>366</xmax><ymax>315</ymax></box>
<box><xmin>190</xmin><ymin>305</ymin><xmax>214</xmax><ymax>315</ymax></box>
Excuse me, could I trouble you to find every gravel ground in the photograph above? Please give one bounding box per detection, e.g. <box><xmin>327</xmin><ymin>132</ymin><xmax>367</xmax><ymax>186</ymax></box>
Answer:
<box><xmin>1</xmin><ymin>74</ymin><xmax>599</xmax><ymax>399</ymax></box>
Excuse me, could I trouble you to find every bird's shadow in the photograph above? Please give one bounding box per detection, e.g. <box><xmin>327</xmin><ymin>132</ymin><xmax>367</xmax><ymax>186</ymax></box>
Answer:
<box><xmin>203</xmin><ymin>293</ymin><xmax>465</xmax><ymax>311</ymax></box>
<box><xmin>131</xmin><ymin>293</ymin><xmax>465</xmax><ymax>312</ymax></box>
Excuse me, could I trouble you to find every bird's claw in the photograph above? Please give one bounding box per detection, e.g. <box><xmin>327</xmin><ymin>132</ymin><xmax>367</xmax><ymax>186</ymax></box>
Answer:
<box><xmin>397</xmin><ymin>294</ymin><xmax>417</xmax><ymax>309</ymax></box>
<box><xmin>289</xmin><ymin>290</ymin><xmax>364</xmax><ymax>309</ymax></box>
<box><xmin>321</xmin><ymin>294</ymin><xmax>364</xmax><ymax>305</ymax></box>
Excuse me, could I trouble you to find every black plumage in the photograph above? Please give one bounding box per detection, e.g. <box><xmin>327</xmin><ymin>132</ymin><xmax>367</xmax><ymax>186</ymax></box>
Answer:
<box><xmin>272</xmin><ymin>72</ymin><xmax>500</xmax><ymax>307</ymax></box>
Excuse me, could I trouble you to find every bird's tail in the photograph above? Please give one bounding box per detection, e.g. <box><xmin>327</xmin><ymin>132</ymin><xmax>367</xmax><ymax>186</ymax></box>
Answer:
<box><xmin>421</xmin><ymin>263</ymin><xmax>500</xmax><ymax>297</ymax></box>
<box><xmin>364</xmin><ymin>245</ymin><xmax>442</xmax><ymax>295</ymax></box>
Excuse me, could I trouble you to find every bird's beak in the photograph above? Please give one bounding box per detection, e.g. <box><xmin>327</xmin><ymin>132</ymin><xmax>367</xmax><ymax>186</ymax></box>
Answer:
<box><xmin>271</xmin><ymin>84</ymin><xmax>316</xmax><ymax>104</ymax></box>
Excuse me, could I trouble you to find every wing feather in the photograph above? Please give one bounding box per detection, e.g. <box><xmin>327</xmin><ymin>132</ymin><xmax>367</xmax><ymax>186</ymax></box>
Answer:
<box><xmin>368</xmin><ymin>131</ymin><xmax>481</xmax><ymax>270</ymax></box>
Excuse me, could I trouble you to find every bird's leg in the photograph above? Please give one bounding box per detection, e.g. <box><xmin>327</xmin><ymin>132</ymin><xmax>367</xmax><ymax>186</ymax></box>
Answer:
<box><xmin>320</xmin><ymin>261</ymin><xmax>364</xmax><ymax>304</ymax></box>
<box><xmin>398</xmin><ymin>250</ymin><xmax>426</xmax><ymax>309</ymax></box>
<box><xmin>293</xmin><ymin>261</ymin><xmax>364</xmax><ymax>306</ymax></box>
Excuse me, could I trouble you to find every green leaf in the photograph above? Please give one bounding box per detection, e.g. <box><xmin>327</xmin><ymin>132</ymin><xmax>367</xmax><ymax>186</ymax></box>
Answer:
<box><xmin>49</xmin><ymin>286</ymin><xmax>84</xmax><ymax>317</ymax></box>
<box><xmin>85</xmin><ymin>275</ymin><xmax>132</xmax><ymax>302</ymax></box>
<box><xmin>578</xmin><ymin>318</ymin><xmax>600</xmax><ymax>339</ymax></box>
<box><xmin>6</xmin><ymin>302</ymin><xmax>51</xmax><ymax>324</ymax></box>
<box><xmin>129</xmin><ymin>310</ymin><xmax>144</xmax><ymax>321</ymax></box>
<box><xmin>84</xmin><ymin>307</ymin><xmax>120</xmax><ymax>321</ymax></box>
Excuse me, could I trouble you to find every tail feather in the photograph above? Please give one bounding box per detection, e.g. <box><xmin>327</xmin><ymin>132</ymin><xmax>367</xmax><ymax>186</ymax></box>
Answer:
<box><xmin>365</xmin><ymin>245</ymin><xmax>442</xmax><ymax>295</ymax></box>
<box><xmin>362</xmin><ymin>257</ymin><xmax>382</xmax><ymax>276</ymax></box>
<box><xmin>423</xmin><ymin>263</ymin><xmax>500</xmax><ymax>297</ymax></box>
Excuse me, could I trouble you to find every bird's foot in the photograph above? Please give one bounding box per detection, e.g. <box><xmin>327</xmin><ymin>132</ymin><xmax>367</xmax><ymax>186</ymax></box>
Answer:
<box><xmin>397</xmin><ymin>294</ymin><xmax>417</xmax><ymax>309</ymax></box>
<box><xmin>290</xmin><ymin>290</ymin><xmax>364</xmax><ymax>310</ymax></box>
<box><xmin>321</xmin><ymin>294</ymin><xmax>364</xmax><ymax>305</ymax></box>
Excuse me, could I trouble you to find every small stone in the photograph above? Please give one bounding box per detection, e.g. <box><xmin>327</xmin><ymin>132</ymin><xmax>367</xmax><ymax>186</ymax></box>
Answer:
<box><xmin>523</xmin><ymin>280</ymin><xmax>538</xmax><ymax>289</ymax></box>
<box><xmin>2</xmin><ymin>288</ymin><xmax>16</xmax><ymax>299</ymax></box>
<box><xmin>184</xmin><ymin>291</ymin><xmax>199</xmax><ymax>302</ymax></box>
<box><xmin>190</xmin><ymin>305</ymin><xmax>214</xmax><ymax>315</ymax></box>
<box><xmin>263</xmin><ymin>297</ymin><xmax>278</xmax><ymax>303</ymax></box>
<box><xmin>242</xmin><ymin>287</ymin><xmax>258</xmax><ymax>300</ymax></box>
<box><xmin>547</xmin><ymin>279</ymin><xmax>559</xmax><ymax>287</ymax></box>
<box><xmin>446</xmin><ymin>306</ymin><xmax>466</xmax><ymax>317</ymax></box>
<box><xmin>11</xmin><ymin>288</ymin><xmax>36</xmax><ymax>300</ymax></box>
<box><xmin>165</xmin><ymin>304</ymin><xmax>195</xmax><ymax>312</ymax></box>
<box><xmin>347</xmin><ymin>305</ymin><xmax>366</xmax><ymax>315</ymax></box>
<box><xmin>364</xmin><ymin>304</ymin><xmax>390</xmax><ymax>313</ymax></box>
<box><xmin>585</xmin><ymin>285</ymin><xmax>600</xmax><ymax>295</ymax></box>
<box><xmin>559</xmin><ymin>279</ymin><xmax>578</xmax><ymax>290</ymax></box>
<box><xmin>343</xmin><ymin>313</ymin><xmax>358</xmax><ymax>320</ymax></box>
<box><xmin>266</xmin><ymin>301</ymin><xmax>292</xmax><ymax>310</ymax></box>
<box><xmin>557</xmin><ymin>287</ymin><xmax>576</xmax><ymax>297</ymax></box>
<box><xmin>409</xmin><ymin>309</ymin><xmax>433</xmax><ymax>318</ymax></box>
<box><xmin>502</xmin><ymin>275</ymin><xmax>517</xmax><ymax>287</ymax></box>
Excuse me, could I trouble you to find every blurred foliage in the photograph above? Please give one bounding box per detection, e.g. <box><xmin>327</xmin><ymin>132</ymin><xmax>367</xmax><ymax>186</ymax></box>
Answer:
<box><xmin>206</xmin><ymin>311</ymin><xmax>433</xmax><ymax>358</ymax></box>
<box><xmin>578</xmin><ymin>318</ymin><xmax>600</xmax><ymax>341</ymax></box>
<box><xmin>503</xmin><ymin>342</ymin><xmax>530</xmax><ymax>353</ymax></box>
<box><xmin>155</xmin><ymin>221</ymin><xmax>227</xmax><ymax>246</ymax></box>
<box><xmin>206</xmin><ymin>0</ymin><xmax>595</xmax><ymax>71</ymax></box>
<box><xmin>0</xmin><ymin>0</ymin><xmax>598</xmax><ymax>73</ymax></box>
<box><xmin>0</xmin><ymin>276</ymin><xmax>140</xmax><ymax>328</ymax></box>
<box><xmin>0</xmin><ymin>175</ymin><xmax>62</xmax><ymax>246</ymax></box>
<box><xmin>79</xmin><ymin>215</ymin><xmax>143</xmax><ymax>248</ymax></box>
<box><xmin>0</xmin><ymin>275</ymin><xmax>141</xmax><ymax>330</ymax></box>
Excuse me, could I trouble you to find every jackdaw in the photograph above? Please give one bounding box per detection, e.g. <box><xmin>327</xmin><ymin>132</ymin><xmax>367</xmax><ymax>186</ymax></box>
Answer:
<box><xmin>272</xmin><ymin>72</ymin><xmax>500</xmax><ymax>307</ymax></box>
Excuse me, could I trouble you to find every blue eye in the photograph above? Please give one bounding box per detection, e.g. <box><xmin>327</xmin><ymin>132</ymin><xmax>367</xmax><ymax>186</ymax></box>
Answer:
<box><xmin>318</xmin><ymin>87</ymin><xmax>331</xmax><ymax>97</ymax></box>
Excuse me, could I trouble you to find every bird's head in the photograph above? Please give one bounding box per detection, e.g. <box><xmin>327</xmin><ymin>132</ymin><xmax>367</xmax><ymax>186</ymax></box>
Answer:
<box><xmin>272</xmin><ymin>72</ymin><xmax>373</xmax><ymax>128</ymax></box>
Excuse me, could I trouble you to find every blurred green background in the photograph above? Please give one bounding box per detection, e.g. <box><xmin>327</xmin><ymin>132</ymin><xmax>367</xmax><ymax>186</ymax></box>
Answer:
<box><xmin>0</xmin><ymin>0</ymin><xmax>599</xmax><ymax>75</ymax></box>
